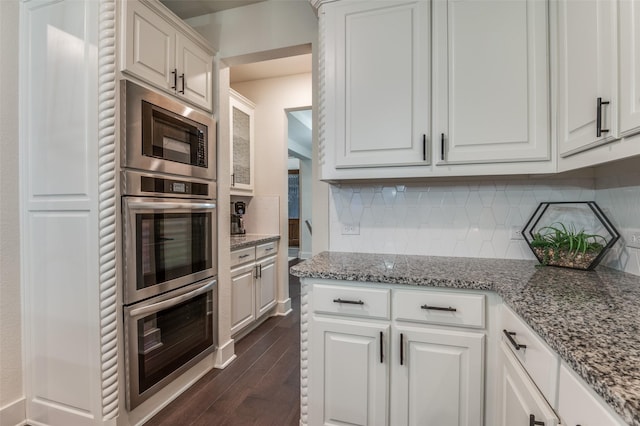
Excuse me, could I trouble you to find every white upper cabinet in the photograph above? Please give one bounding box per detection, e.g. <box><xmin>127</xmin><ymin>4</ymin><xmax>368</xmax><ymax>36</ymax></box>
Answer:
<box><xmin>230</xmin><ymin>89</ymin><xmax>255</xmax><ymax>194</ymax></box>
<box><xmin>432</xmin><ymin>0</ymin><xmax>550</xmax><ymax>164</ymax></box>
<box><xmin>324</xmin><ymin>0</ymin><xmax>431</xmax><ymax>169</ymax></box>
<box><xmin>122</xmin><ymin>0</ymin><xmax>214</xmax><ymax>111</ymax></box>
<box><xmin>557</xmin><ymin>0</ymin><xmax>617</xmax><ymax>156</ymax></box>
<box><xmin>619</xmin><ymin>0</ymin><xmax>640</xmax><ymax>137</ymax></box>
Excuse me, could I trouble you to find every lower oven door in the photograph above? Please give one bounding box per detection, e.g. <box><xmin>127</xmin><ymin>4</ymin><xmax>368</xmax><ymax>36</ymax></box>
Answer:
<box><xmin>124</xmin><ymin>278</ymin><xmax>218</xmax><ymax>410</ymax></box>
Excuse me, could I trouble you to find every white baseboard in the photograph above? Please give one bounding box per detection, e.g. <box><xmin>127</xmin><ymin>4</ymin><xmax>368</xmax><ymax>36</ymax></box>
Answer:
<box><xmin>275</xmin><ymin>298</ymin><xmax>292</xmax><ymax>316</ymax></box>
<box><xmin>214</xmin><ymin>338</ymin><xmax>236</xmax><ymax>369</ymax></box>
<box><xmin>0</xmin><ymin>398</ymin><xmax>26</xmax><ymax>426</ymax></box>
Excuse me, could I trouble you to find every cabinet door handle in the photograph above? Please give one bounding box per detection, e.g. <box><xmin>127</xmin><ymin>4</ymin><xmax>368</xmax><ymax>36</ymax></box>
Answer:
<box><xmin>440</xmin><ymin>133</ymin><xmax>446</xmax><ymax>161</ymax></box>
<box><xmin>179</xmin><ymin>73</ymin><xmax>185</xmax><ymax>94</ymax></box>
<box><xmin>254</xmin><ymin>265</ymin><xmax>259</xmax><ymax>279</ymax></box>
<box><xmin>596</xmin><ymin>97</ymin><xmax>610</xmax><ymax>137</ymax></box>
<box><xmin>400</xmin><ymin>333</ymin><xmax>404</xmax><ymax>366</ymax></box>
<box><xmin>503</xmin><ymin>329</ymin><xmax>527</xmax><ymax>350</ymax></box>
<box><xmin>379</xmin><ymin>331</ymin><xmax>384</xmax><ymax>363</ymax></box>
<box><xmin>332</xmin><ymin>298</ymin><xmax>364</xmax><ymax>305</ymax></box>
<box><xmin>171</xmin><ymin>68</ymin><xmax>177</xmax><ymax>90</ymax></box>
<box><xmin>529</xmin><ymin>414</ymin><xmax>544</xmax><ymax>426</ymax></box>
<box><xmin>422</xmin><ymin>134</ymin><xmax>426</xmax><ymax>161</ymax></box>
<box><xmin>421</xmin><ymin>304</ymin><xmax>457</xmax><ymax>312</ymax></box>
<box><xmin>259</xmin><ymin>264</ymin><xmax>262</xmax><ymax>278</ymax></box>
<box><xmin>231</xmin><ymin>173</ymin><xmax>235</xmax><ymax>186</ymax></box>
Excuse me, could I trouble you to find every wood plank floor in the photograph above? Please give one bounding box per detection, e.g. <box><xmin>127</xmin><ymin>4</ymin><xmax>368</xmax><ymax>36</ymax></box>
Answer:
<box><xmin>145</xmin><ymin>260</ymin><xmax>302</xmax><ymax>426</ymax></box>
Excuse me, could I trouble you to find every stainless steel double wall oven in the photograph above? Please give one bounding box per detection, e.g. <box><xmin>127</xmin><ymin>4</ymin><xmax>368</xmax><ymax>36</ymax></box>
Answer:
<box><xmin>120</xmin><ymin>81</ymin><xmax>218</xmax><ymax>409</ymax></box>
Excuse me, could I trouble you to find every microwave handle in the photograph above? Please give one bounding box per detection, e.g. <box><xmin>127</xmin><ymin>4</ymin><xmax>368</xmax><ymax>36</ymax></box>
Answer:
<box><xmin>128</xmin><ymin>279</ymin><xmax>216</xmax><ymax>318</ymax></box>
<box><xmin>127</xmin><ymin>201</ymin><xmax>216</xmax><ymax>211</ymax></box>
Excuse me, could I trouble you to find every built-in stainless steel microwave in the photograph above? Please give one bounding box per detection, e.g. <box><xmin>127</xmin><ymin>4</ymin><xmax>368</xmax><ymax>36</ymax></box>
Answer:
<box><xmin>121</xmin><ymin>80</ymin><xmax>216</xmax><ymax>181</ymax></box>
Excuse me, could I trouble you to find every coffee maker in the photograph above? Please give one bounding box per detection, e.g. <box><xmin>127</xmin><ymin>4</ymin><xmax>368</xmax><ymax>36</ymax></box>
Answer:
<box><xmin>230</xmin><ymin>201</ymin><xmax>246</xmax><ymax>235</ymax></box>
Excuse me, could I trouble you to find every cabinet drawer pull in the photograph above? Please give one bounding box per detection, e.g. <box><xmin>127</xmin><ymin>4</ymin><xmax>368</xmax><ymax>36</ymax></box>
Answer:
<box><xmin>529</xmin><ymin>414</ymin><xmax>544</xmax><ymax>426</ymax></box>
<box><xmin>503</xmin><ymin>329</ymin><xmax>527</xmax><ymax>350</ymax></box>
<box><xmin>379</xmin><ymin>331</ymin><xmax>384</xmax><ymax>363</ymax></box>
<box><xmin>332</xmin><ymin>298</ymin><xmax>364</xmax><ymax>305</ymax></box>
<box><xmin>420</xmin><ymin>304</ymin><xmax>457</xmax><ymax>312</ymax></box>
<box><xmin>238</xmin><ymin>254</ymin><xmax>250</xmax><ymax>259</ymax></box>
<box><xmin>400</xmin><ymin>333</ymin><xmax>404</xmax><ymax>366</ymax></box>
<box><xmin>596</xmin><ymin>97</ymin><xmax>610</xmax><ymax>137</ymax></box>
<box><xmin>265</xmin><ymin>247</ymin><xmax>274</xmax><ymax>251</ymax></box>
<box><xmin>178</xmin><ymin>73</ymin><xmax>185</xmax><ymax>94</ymax></box>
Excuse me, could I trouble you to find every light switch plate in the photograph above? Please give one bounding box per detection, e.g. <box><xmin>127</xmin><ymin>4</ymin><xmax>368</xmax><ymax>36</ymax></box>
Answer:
<box><xmin>625</xmin><ymin>229</ymin><xmax>640</xmax><ymax>249</ymax></box>
<box><xmin>342</xmin><ymin>222</ymin><xmax>360</xmax><ymax>235</ymax></box>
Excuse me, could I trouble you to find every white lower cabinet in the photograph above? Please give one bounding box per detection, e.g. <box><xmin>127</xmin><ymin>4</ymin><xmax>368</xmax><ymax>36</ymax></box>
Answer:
<box><xmin>310</xmin><ymin>317</ymin><xmax>390</xmax><ymax>426</ymax></box>
<box><xmin>230</xmin><ymin>242</ymin><xmax>278</xmax><ymax>337</ymax></box>
<box><xmin>307</xmin><ymin>283</ymin><xmax>486</xmax><ymax>426</ymax></box>
<box><xmin>391</xmin><ymin>325</ymin><xmax>484</xmax><ymax>426</ymax></box>
<box><xmin>558</xmin><ymin>363</ymin><xmax>627</xmax><ymax>426</ymax></box>
<box><xmin>497</xmin><ymin>342</ymin><xmax>560</xmax><ymax>426</ymax></box>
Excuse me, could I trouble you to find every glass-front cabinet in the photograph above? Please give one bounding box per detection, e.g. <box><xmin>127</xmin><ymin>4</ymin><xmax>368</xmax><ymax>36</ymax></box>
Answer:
<box><xmin>230</xmin><ymin>89</ymin><xmax>255</xmax><ymax>195</ymax></box>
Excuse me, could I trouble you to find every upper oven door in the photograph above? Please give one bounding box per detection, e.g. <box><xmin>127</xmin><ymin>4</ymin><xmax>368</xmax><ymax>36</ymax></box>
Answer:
<box><xmin>122</xmin><ymin>80</ymin><xmax>216</xmax><ymax>180</ymax></box>
<box><xmin>123</xmin><ymin>197</ymin><xmax>217</xmax><ymax>305</ymax></box>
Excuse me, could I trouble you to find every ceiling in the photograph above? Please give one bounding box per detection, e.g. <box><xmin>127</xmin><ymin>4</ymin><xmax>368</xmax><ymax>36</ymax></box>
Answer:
<box><xmin>160</xmin><ymin>0</ymin><xmax>266</xmax><ymax>19</ymax></box>
<box><xmin>230</xmin><ymin>54</ymin><xmax>312</xmax><ymax>83</ymax></box>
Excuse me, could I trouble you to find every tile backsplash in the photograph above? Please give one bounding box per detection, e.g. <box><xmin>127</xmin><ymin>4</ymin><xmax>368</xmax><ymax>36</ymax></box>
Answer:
<box><xmin>329</xmin><ymin>164</ymin><xmax>640</xmax><ymax>276</ymax></box>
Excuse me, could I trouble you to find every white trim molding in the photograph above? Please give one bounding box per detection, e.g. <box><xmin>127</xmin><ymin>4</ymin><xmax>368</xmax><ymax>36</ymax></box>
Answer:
<box><xmin>98</xmin><ymin>0</ymin><xmax>119</xmax><ymax>420</ymax></box>
<box><xmin>0</xmin><ymin>398</ymin><xmax>26</xmax><ymax>426</ymax></box>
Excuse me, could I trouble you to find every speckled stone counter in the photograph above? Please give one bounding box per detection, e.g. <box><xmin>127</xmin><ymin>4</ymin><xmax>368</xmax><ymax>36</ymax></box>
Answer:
<box><xmin>291</xmin><ymin>251</ymin><xmax>640</xmax><ymax>426</ymax></box>
<box><xmin>230</xmin><ymin>234</ymin><xmax>280</xmax><ymax>250</ymax></box>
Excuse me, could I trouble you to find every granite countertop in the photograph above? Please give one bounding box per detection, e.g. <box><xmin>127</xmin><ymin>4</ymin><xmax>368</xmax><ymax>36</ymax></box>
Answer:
<box><xmin>291</xmin><ymin>251</ymin><xmax>640</xmax><ymax>426</ymax></box>
<box><xmin>230</xmin><ymin>234</ymin><xmax>280</xmax><ymax>250</ymax></box>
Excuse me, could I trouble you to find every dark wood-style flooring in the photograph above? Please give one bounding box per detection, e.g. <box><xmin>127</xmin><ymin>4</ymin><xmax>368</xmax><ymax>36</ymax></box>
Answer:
<box><xmin>145</xmin><ymin>260</ymin><xmax>302</xmax><ymax>426</ymax></box>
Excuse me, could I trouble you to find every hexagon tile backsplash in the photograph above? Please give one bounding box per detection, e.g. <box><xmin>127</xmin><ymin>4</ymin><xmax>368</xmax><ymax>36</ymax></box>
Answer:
<box><xmin>328</xmin><ymin>170</ymin><xmax>640</xmax><ymax>276</ymax></box>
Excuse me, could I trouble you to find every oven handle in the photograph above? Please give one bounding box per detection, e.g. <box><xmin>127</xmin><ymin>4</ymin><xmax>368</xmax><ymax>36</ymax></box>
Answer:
<box><xmin>127</xmin><ymin>201</ymin><xmax>216</xmax><ymax>210</ymax></box>
<box><xmin>128</xmin><ymin>279</ymin><xmax>216</xmax><ymax>318</ymax></box>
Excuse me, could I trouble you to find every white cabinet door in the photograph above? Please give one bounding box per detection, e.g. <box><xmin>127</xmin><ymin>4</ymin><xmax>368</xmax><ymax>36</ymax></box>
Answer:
<box><xmin>326</xmin><ymin>0</ymin><xmax>431</xmax><ymax>168</ymax></box>
<box><xmin>497</xmin><ymin>342</ymin><xmax>559</xmax><ymax>426</ymax></box>
<box><xmin>230</xmin><ymin>90</ymin><xmax>255</xmax><ymax>194</ymax></box>
<box><xmin>558</xmin><ymin>363</ymin><xmax>626</xmax><ymax>426</ymax></box>
<box><xmin>619</xmin><ymin>0</ymin><xmax>640</xmax><ymax>137</ymax></box>
<box><xmin>391</xmin><ymin>325</ymin><xmax>484</xmax><ymax>426</ymax></box>
<box><xmin>557</xmin><ymin>0</ymin><xmax>617</xmax><ymax>156</ymax></box>
<box><xmin>310</xmin><ymin>317</ymin><xmax>389</xmax><ymax>426</ymax></box>
<box><xmin>432</xmin><ymin>0</ymin><xmax>549</xmax><ymax>164</ymax></box>
<box><xmin>230</xmin><ymin>264</ymin><xmax>256</xmax><ymax>336</ymax></box>
<box><xmin>123</xmin><ymin>0</ymin><xmax>175</xmax><ymax>91</ymax></box>
<box><xmin>176</xmin><ymin>34</ymin><xmax>213</xmax><ymax>111</ymax></box>
<box><xmin>256</xmin><ymin>255</ymin><xmax>277</xmax><ymax>317</ymax></box>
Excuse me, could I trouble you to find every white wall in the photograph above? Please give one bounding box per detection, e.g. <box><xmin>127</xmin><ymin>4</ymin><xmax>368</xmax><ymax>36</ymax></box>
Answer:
<box><xmin>0</xmin><ymin>0</ymin><xmax>25</xmax><ymax>424</ymax></box>
<box><xmin>232</xmin><ymin>72</ymin><xmax>312</xmax><ymax>304</ymax></box>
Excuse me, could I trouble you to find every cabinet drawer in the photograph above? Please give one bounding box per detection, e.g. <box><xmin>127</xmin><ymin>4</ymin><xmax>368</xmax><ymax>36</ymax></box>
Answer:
<box><xmin>230</xmin><ymin>246</ymin><xmax>255</xmax><ymax>268</ymax></box>
<box><xmin>502</xmin><ymin>305</ymin><xmax>559</xmax><ymax>404</ymax></box>
<box><xmin>558</xmin><ymin>363</ymin><xmax>626</xmax><ymax>426</ymax></box>
<box><xmin>312</xmin><ymin>284</ymin><xmax>390</xmax><ymax>320</ymax></box>
<box><xmin>256</xmin><ymin>241</ymin><xmax>277</xmax><ymax>259</ymax></box>
<box><xmin>393</xmin><ymin>289</ymin><xmax>485</xmax><ymax>328</ymax></box>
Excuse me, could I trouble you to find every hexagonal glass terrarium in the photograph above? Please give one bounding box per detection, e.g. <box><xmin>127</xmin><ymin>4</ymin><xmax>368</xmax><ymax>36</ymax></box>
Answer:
<box><xmin>522</xmin><ymin>201</ymin><xmax>620</xmax><ymax>270</ymax></box>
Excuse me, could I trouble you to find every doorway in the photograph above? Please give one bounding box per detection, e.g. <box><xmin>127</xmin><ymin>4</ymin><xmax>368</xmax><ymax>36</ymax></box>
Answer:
<box><xmin>287</xmin><ymin>107</ymin><xmax>312</xmax><ymax>260</ymax></box>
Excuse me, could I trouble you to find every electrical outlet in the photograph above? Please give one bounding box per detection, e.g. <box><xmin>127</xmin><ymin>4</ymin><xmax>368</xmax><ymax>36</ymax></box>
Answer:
<box><xmin>341</xmin><ymin>222</ymin><xmax>360</xmax><ymax>235</ymax></box>
<box><xmin>510</xmin><ymin>226</ymin><xmax>524</xmax><ymax>240</ymax></box>
<box><xmin>625</xmin><ymin>229</ymin><xmax>640</xmax><ymax>249</ymax></box>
